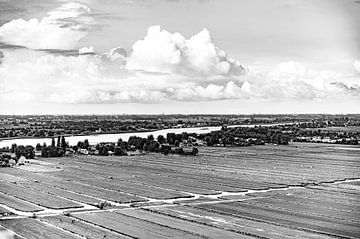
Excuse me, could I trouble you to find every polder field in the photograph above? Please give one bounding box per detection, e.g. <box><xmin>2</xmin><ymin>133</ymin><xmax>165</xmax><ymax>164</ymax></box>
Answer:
<box><xmin>1</xmin><ymin>142</ymin><xmax>360</xmax><ymax>238</ymax></box>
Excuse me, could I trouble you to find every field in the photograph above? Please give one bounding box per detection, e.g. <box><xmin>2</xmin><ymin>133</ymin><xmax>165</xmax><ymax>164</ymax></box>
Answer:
<box><xmin>0</xmin><ymin>142</ymin><xmax>359</xmax><ymax>238</ymax></box>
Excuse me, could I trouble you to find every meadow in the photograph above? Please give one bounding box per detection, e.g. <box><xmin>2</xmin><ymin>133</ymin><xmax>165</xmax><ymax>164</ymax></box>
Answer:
<box><xmin>0</xmin><ymin>142</ymin><xmax>359</xmax><ymax>238</ymax></box>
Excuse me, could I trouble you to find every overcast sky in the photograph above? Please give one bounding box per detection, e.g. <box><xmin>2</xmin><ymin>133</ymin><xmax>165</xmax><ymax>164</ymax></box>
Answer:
<box><xmin>0</xmin><ymin>0</ymin><xmax>359</xmax><ymax>114</ymax></box>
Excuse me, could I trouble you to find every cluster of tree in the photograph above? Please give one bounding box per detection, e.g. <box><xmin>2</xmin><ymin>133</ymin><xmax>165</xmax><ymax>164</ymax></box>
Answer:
<box><xmin>71</xmin><ymin>133</ymin><xmax>198</xmax><ymax>157</ymax></box>
<box><xmin>193</xmin><ymin>126</ymin><xmax>291</xmax><ymax>147</ymax></box>
<box><xmin>228</xmin><ymin>127</ymin><xmax>290</xmax><ymax>145</ymax></box>
<box><xmin>165</xmin><ymin>132</ymin><xmax>189</xmax><ymax>146</ymax></box>
<box><xmin>293</xmin><ymin>129</ymin><xmax>359</xmax><ymax>145</ymax></box>
<box><xmin>40</xmin><ymin>136</ymin><xmax>68</xmax><ymax>157</ymax></box>
<box><xmin>77</xmin><ymin>139</ymin><xmax>90</xmax><ymax>149</ymax></box>
<box><xmin>127</xmin><ymin>135</ymin><xmax>161</xmax><ymax>152</ymax></box>
<box><xmin>41</xmin><ymin>146</ymin><xmax>65</xmax><ymax>157</ymax></box>
<box><xmin>34</xmin><ymin>136</ymin><xmax>68</xmax><ymax>151</ymax></box>
<box><xmin>125</xmin><ymin>134</ymin><xmax>198</xmax><ymax>155</ymax></box>
<box><xmin>200</xmin><ymin>125</ymin><xmax>359</xmax><ymax>146</ymax></box>
<box><xmin>94</xmin><ymin>143</ymin><xmax>127</xmax><ymax>156</ymax></box>
<box><xmin>10</xmin><ymin>144</ymin><xmax>35</xmax><ymax>159</ymax></box>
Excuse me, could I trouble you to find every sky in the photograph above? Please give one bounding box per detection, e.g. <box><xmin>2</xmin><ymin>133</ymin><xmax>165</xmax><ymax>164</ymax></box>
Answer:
<box><xmin>0</xmin><ymin>0</ymin><xmax>359</xmax><ymax>114</ymax></box>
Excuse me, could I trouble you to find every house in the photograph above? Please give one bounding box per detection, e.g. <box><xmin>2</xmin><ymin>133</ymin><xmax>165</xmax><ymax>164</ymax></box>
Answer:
<box><xmin>65</xmin><ymin>148</ymin><xmax>75</xmax><ymax>156</ymax></box>
<box><xmin>8</xmin><ymin>158</ymin><xmax>16</xmax><ymax>167</ymax></box>
<box><xmin>183</xmin><ymin>147</ymin><xmax>198</xmax><ymax>155</ymax></box>
<box><xmin>78</xmin><ymin>148</ymin><xmax>89</xmax><ymax>155</ymax></box>
<box><xmin>128</xmin><ymin>150</ymin><xmax>145</xmax><ymax>156</ymax></box>
<box><xmin>88</xmin><ymin>147</ymin><xmax>99</xmax><ymax>155</ymax></box>
<box><xmin>18</xmin><ymin>156</ymin><xmax>26</xmax><ymax>165</ymax></box>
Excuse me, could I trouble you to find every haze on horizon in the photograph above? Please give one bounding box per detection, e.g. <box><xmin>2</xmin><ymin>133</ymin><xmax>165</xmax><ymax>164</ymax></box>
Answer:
<box><xmin>0</xmin><ymin>0</ymin><xmax>359</xmax><ymax>114</ymax></box>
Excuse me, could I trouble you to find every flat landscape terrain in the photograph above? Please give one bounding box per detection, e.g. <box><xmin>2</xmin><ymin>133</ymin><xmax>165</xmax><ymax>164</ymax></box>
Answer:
<box><xmin>1</xmin><ymin>142</ymin><xmax>360</xmax><ymax>238</ymax></box>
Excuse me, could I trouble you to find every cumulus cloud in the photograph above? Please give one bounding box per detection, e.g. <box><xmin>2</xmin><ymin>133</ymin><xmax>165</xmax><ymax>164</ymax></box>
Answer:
<box><xmin>79</xmin><ymin>46</ymin><xmax>94</xmax><ymax>54</ymax></box>
<box><xmin>242</xmin><ymin>61</ymin><xmax>360</xmax><ymax>99</ymax></box>
<box><xmin>0</xmin><ymin>2</ymin><xmax>92</xmax><ymax>49</ymax></box>
<box><xmin>1</xmin><ymin>49</ymin><xmax>358</xmax><ymax>105</ymax></box>
<box><xmin>126</xmin><ymin>25</ymin><xmax>246</xmax><ymax>76</ymax></box>
<box><xmin>103</xmin><ymin>47</ymin><xmax>127</xmax><ymax>62</ymax></box>
<box><xmin>0</xmin><ymin>25</ymin><xmax>359</xmax><ymax>105</ymax></box>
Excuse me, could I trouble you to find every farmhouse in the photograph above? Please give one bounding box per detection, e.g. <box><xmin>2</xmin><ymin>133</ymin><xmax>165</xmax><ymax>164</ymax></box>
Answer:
<box><xmin>8</xmin><ymin>158</ymin><xmax>16</xmax><ymax>167</ymax></box>
<box><xmin>78</xmin><ymin>148</ymin><xmax>89</xmax><ymax>155</ymax></box>
<box><xmin>18</xmin><ymin>156</ymin><xmax>26</xmax><ymax>165</ymax></box>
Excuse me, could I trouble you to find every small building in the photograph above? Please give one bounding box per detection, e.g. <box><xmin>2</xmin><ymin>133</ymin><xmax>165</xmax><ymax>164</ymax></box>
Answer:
<box><xmin>183</xmin><ymin>147</ymin><xmax>198</xmax><ymax>156</ymax></box>
<box><xmin>18</xmin><ymin>156</ymin><xmax>26</xmax><ymax>165</ymax></box>
<box><xmin>8</xmin><ymin>158</ymin><xmax>16</xmax><ymax>167</ymax></box>
<box><xmin>128</xmin><ymin>150</ymin><xmax>145</xmax><ymax>156</ymax></box>
<box><xmin>78</xmin><ymin>148</ymin><xmax>89</xmax><ymax>155</ymax></box>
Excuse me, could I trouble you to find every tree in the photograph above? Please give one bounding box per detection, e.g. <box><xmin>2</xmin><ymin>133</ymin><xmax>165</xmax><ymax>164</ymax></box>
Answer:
<box><xmin>108</xmin><ymin>144</ymin><xmax>115</xmax><ymax>152</ymax></box>
<box><xmin>61</xmin><ymin>136</ymin><xmax>67</xmax><ymax>150</ymax></box>
<box><xmin>77</xmin><ymin>141</ymin><xmax>84</xmax><ymax>148</ymax></box>
<box><xmin>147</xmin><ymin>134</ymin><xmax>154</xmax><ymax>141</ymax></box>
<box><xmin>83</xmin><ymin>139</ymin><xmax>90</xmax><ymax>149</ymax></box>
<box><xmin>56</xmin><ymin>136</ymin><xmax>61</xmax><ymax>147</ymax></box>
<box><xmin>77</xmin><ymin>139</ymin><xmax>89</xmax><ymax>149</ymax></box>
<box><xmin>98</xmin><ymin>146</ymin><xmax>109</xmax><ymax>156</ymax></box>
<box><xmin>36</xmin><ymin>143</ymin><xmax>42</xmax><ymax>151</ymax></box>
<box><xmin>174</xmin><ymin>140</ymin><xmax>180</xmax><ymax>147</ymax></box>
<box><xmin>181</xmin><ymin>132</ymin><xmax>189</xmax><ymax>141</ymax></box>
<box><xmin>175</xmin><ymin>134</ymin><xmax>182</xmax><ymax>142</ymax></box>
<box><xmin>163</xmin><ymin>147</ymin><xmax>170</xmax><ymax>155</ymax></box>
<box><xmin>157</xmin><ymin>135</ymin><xmax>165</xmax><ymax>144</ymax></box>
<box><xmin>118</xmin><ymin>141</ymin><xmax>128</xmax><ymax>151</ymax></box>
<box><xmin>166</xmin><ymin>133</ymin><xmax>176</xmax><ymax>145</ymax></box>
<box><xmin>192</xmin><ymin>147</ymin><xmax>199</xmax><ymax>155</ymax></box>
<box><xmin>114</xmin><ymin>147</ymin><xmax>127</xmax><ymax>156</ymax></box>
<box><xmin>160</xmin><ymin>144</ymin><xmax>171</xmax><ymax>155</ymax></box>
<box><xmin>117</xmin><ymin>138</ymin><xmax>123</xmax><ymax>147</ymax></box>
<box><xmin>205</xmin><ymin>136</ymin><xmax>213</xmax><ymax>146</ymax></box>
<box><xmin>143</xmin><ymin>143</ymin><xmax>149</xmax><ymax>152</ymax></box>
<box><xmin>15</xmin><ymin>145</ymin><xmax>35</xmax><ymax>159</ymax></box>
<box><xmin>148</xmin><ymin>141</ymin><xmax>160</xmax><ymax>152</ymax></box>
<box><xmin>41</xmin><ymin>146</ymin><xmax>64</xmax><ymax>157</ymax></box>
<box><xmin>11</xmin><ymin>144</ymin><xmax>17</xmax><ymax>153</ymax></box>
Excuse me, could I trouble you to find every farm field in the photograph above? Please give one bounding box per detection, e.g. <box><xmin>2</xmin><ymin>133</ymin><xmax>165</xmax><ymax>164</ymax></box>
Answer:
<box><xmin>0</xmin><ymin>142</ymin><xmax>359</xmax><ymax>238</ymax></box>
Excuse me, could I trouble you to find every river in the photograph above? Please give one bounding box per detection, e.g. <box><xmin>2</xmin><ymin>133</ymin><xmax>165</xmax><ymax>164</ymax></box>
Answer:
<box><xmin>0</xmin><ymin>123</ymin><xmax>294</xmax><ymax>148</ymax></box>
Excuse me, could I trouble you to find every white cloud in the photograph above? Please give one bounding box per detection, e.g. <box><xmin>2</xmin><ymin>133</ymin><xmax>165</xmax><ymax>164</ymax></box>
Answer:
<box><xmin>0</xmin><ymin>2</ymin><xmax>92</xmax><ymax>49</ymax></box>
<box><xmin>0</xmin><ymin>24</ymin><xmax>359</xmax><ymax>105</ymax></box>
<box><xmin>242</xmin><ymin>61</ymin><xmax>360</xmax><ymax>99</ymax></box>
<box><xmin>103</xmin><ymin>47</ymin><xmax>127</xmax><ymax>62</ymax></box>
<box><xmin>354</xmin><ymin>60</ymin><xmax>360</xmax><ymax>74</ymax></box>
<box><xmin>48</xmin><ymin>2</ymin><xmax>90</xmax><ymax>22</ymax></box>
<box><xmin>126</xmin><ymin>25</ymin><xmax>246</xmax><ymax>76</ymax></box>
<box><xmin>79</xmin><ymin>46</ymin><xmax>94</xmax><ymax>54</ymax></box>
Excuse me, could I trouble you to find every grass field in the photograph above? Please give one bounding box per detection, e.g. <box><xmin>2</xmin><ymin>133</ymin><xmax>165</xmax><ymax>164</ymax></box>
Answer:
<box><xmin>0</xmin><ymin>142</ymin><xmax>359</xmax><ymax>238</ymax></box>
